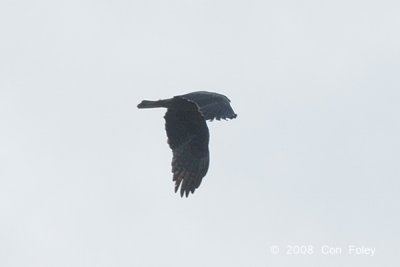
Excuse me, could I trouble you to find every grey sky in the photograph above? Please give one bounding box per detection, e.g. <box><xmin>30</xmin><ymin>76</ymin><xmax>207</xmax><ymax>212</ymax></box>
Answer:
<box><xmin>1</xmin><ymin>0</ymin><xmax>399</xmax><ymax>266</ymax></box>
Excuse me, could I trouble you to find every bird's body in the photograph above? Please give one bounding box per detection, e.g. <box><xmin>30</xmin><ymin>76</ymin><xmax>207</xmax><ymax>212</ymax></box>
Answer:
<box><xmin>138</xmin><ymin>91</ymin><xmax>237</xmax><ymax>197</ymax></box>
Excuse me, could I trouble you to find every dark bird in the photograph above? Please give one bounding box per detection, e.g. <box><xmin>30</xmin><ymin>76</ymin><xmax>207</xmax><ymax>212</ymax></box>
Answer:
<box><xmin>137</xmin><ymin>91</ymin><xmax>237</xmax><ymax>197</ymax></box>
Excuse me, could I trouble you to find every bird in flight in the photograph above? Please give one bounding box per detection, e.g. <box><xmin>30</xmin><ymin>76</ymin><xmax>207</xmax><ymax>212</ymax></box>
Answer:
<box><xmin>137</xmin><ymin>91</ymin><xmax>237</xmax><ymax>197</ymax></box>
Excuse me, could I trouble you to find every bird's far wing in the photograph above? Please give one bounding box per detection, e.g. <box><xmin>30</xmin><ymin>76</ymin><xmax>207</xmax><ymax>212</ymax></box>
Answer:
<box><xmin>164</xmin><ymin>109</ymin><xmax>210</xmax><ymax>197</ymax></box>
<box><xmin>177</xmin><ymin>91</ymin><xmax>237</xmax><ymax>121</ymax></box>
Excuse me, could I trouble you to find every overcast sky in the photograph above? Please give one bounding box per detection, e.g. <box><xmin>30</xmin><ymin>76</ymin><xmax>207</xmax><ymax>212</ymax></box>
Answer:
<box><xmin>1</xmin><ymin>0</ymin><xmax>399</xmax><ymax>266</ymax></box>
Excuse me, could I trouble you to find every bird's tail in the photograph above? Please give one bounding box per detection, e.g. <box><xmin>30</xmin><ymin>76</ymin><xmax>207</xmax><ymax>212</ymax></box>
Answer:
<box><xmin>137</xmin><ymin>99</ymin><xmax>170</xmax><ymax>109</ymax></box>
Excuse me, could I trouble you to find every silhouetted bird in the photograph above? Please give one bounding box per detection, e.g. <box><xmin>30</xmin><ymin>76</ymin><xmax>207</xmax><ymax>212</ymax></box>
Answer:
<box><xmin>138</xmin><ymin>91</ymin><xmax>237</xmax><ymax>197</ymax></box>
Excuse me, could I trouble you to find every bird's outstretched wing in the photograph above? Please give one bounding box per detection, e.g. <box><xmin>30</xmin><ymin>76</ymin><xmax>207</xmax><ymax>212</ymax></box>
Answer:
<box><xmin>176</xmin><ymin>91</ymin><xmax>237</xmax><ymax>121</ymax></box>
<box><xmin>164</xmin><ymin>109</ymin><xmax>210</xmax><ymax>197</ymax></box>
